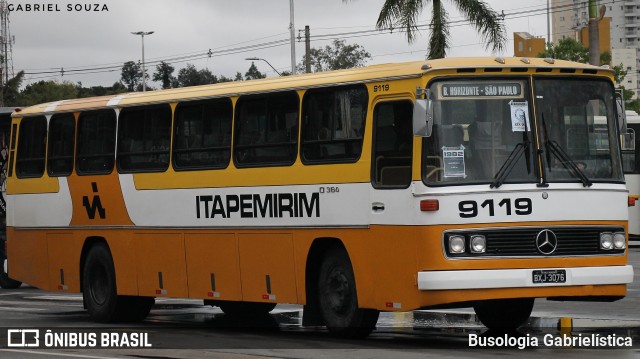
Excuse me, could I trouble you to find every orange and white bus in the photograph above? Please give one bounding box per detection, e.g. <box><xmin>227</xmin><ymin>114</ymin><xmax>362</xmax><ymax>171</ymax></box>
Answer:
<box><xmin>5</xmin><ymin>58</ymin><xmax>634</xmax><ymax>337</ymax></box>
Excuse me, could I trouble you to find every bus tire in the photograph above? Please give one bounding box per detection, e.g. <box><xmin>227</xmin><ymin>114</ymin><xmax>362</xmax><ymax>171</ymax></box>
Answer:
<box><xmin>473</xmin><ymin>298</ymin><xmax>534</xmax><ymax>331</ymax></box>
<box><xmin>82</xmin><ymin>243</ymin><xmax>150</xmax><ymax>322</ymax></box>
<box><xmin>0</xmin><ymin>240</ymin><xmax>22</xmax><ymax>289</ymax></box>
<box><xmin>217</xmin><ymin>301</ymin><xmax>276</xmax><ymax>317</ymax></box>
<box><xmin>82</xmin><ymin>243</ymin><xmax>120</xmax><ymax>322</ymax></box>
<box><xmin>317</xmin><ymin>247</ymin><xmax>379</xmax><ymax>338</ymax></box>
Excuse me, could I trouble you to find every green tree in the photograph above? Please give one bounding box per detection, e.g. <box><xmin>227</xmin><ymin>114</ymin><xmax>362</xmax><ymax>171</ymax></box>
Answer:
<box><xmin>121</xmin><ymin>61</ymin><xmax>142</xmax><ymax>91</ymax></box>
<box><xmin>177</xmin><ymin>64</ymin><xmax>219</xmax><ymax>87</ymax></box>
<box><xmin>76</xmin><ymin>81</ymin><xmax>128</xmax><ymax>98</ymax></box>
<box><xmin>300</xmin><ymin>39</ymin><xmax>371</xmax><ymax>73</ymax></box>
<box><xmin>244</xmin><ymin>62</ymin><xmax>266</xmax><ymax>80</ymax></box>
<box><xmin>537</xmin><ymin>38</ymin><xmax>589</xmax><ymax>63</ymax></box>
<box><xmin>1</xmin><ymin>71</ymin><xmax>25</xmax><ymax>106</ymax></box>
<box><xmin>371</xmin><ymin>0</ymin><xmax>506</xmax><ymax>59</ymax></box>
<box><xmin>153</xmin><ymin>61</ymin><xmax>176</xmax><ymax>89</ymax></box>
<box><xmin>17</xmin><ymin>80</ymin><xmax>78</xmax><ymax>106</ymax></box>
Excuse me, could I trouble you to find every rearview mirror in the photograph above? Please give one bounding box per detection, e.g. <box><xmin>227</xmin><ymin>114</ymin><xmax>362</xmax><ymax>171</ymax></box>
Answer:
<box><xmin>413</xmin><ymin>90</ymin><xmax>434</xmax><ymax>137</ymax></box>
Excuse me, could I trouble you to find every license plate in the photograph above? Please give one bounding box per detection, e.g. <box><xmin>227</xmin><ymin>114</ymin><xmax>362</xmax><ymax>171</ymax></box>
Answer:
<box><xmin>532</xmin><ymin>269</ymin><xmax>566</xmax><ymax>284</ymax></box>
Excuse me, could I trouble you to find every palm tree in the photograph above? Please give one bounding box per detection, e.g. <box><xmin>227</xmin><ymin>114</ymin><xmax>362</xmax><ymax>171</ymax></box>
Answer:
<box><xmin>374</xmin><ymin>0</ymin><xmax>506</xmax><ymax>59</ymax></box>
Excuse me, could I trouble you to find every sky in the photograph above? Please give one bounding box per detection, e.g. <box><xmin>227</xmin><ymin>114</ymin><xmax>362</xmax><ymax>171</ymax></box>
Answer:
<box><xmin>6</xmin><ymin>0</ymin><xmax>551</xmax><ymax>88</ymax></box>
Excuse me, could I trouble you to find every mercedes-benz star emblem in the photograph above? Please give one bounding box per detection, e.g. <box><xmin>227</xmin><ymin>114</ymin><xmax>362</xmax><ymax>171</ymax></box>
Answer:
<box><xmin>536</xmin><ymin>229</ymin><xmax>558</xmax><ymax>255</ymax></box>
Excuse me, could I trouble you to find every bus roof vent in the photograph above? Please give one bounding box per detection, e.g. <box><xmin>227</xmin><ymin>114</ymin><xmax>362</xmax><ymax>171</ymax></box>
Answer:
<box><xmin>421</xmin><ymin>63</ymin><xmax>432</xmax><ymax>70</ymax></box>
<box><xmin>544</xmin><ymin>58</ymin><xmax>555</xmax><ymax>64</ymax></box>
<box><xmin>520</xmin><ymin>58</ymin><xmax>531</xmax><ymax>64</ymax></box>
<box><xmin>494</xmin><ymin>57</ymin><xmax>505</xmax><ymax>64</ymax></box>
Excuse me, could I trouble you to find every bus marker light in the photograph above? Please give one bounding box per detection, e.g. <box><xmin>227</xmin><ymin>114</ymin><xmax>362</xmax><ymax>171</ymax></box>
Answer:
<box><xmin>629</xmin><ymin>196</ymin><xmax>636</xmax><ymax>207</ymax></box>
<box><xmin>57</xmin><ymin>285</ymin><xmax>68</xmax><ymax>291</ymax></box>
<box><xmin>155</xmin><ymin>289</ymin><xmax>168</xmax><ymax>295</ymax></box>
<box><xmin>385</xmin><ymin>302</ymin><xmax>402</xmax><ymax>309</ymax></box>
<box><xmin>420</xmin><ymin>200</ymin><xmax>439</xmax><ymax>211</ymax></box>
<box><xmin>262</xmin><ymin>294</ymin><xmax>276</xmax><ymax>301</ymax></box>
<box><xmin>207</xmin><ymin>291</ymin><xmax>220</xmax><ymax>298</ymax></box>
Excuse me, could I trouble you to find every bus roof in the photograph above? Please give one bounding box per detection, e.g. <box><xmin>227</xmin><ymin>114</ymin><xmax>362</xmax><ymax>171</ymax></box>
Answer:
<box><xmin>15</xmin><ymin>57</ymin><xmax>613</xmax><ymax>117</ymax></box>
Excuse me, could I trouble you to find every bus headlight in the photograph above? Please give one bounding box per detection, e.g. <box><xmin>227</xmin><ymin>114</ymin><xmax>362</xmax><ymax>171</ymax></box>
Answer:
<box><xmin>470</xmin><ymin>235</ymin><xmax>486</xmax><ymax>253</ymax></box>
<box><xmin>449</xmin><ymin>235</ymin><xmax>466</xmax><ymax>254</ymax></box>
<box><xmin>613</xmin><ymin>232</ymin><xmax>626</xmax><ymax>249</ymax></box>
<box><xmin>600</xmin><ymin>232</ymin><xmax>613</xmax><ymax>250</ymax></box>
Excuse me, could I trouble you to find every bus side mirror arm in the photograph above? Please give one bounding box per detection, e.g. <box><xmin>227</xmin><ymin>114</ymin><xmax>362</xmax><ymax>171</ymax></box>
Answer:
<box><xmin>616</xmin><ymin>90</ymin><xmax>627</xmax><ymax>133</ymax></box>
<box><xmin>413</xmin><ymin>90</ymin><xmax>434</xmax><ymax>137</ymax></box>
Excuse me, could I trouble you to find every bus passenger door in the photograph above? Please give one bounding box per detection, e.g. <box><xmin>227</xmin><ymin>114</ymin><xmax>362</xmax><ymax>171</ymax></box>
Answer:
<box><xmin>369</xmin><ymin>99</ymin><xmax>420</xmax><ymax>308</ymax></box>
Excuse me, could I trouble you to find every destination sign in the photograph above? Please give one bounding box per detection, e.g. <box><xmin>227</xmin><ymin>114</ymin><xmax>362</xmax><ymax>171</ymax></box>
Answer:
<box><xmin>441</xmin><ymin>83</ymin><xmax>522</xmax><ymax>98</ymax></box>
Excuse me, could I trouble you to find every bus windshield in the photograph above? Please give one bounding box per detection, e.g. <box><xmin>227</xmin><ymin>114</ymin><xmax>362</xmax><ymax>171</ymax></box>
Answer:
<box><xmin>422</xmin><ymin>77</ymin><xmax>623</xmax><ymax>186</ymax></box>
<box><xmin>423</xmin><ymin>79</ymin><xmax>537</xmax><ymax>185</ymax></box>
<box><xmin>534</xmin><ymin>78</ymin><xmax>623</xmax><ymax>184</ymax></box>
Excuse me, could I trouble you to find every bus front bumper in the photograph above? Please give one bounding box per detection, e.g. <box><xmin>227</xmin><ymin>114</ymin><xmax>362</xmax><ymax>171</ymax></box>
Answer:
<box><xmin>417</xmin><ymin>265</ymin><xmax>634</xmax><ymax>290</ymax></box>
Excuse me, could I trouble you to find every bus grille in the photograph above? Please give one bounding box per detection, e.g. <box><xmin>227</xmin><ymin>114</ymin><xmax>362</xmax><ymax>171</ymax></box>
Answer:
<box><xmin>443</xmin><ymin>227</ymin><xmax>626</xmax><ymax>257</ymax></box>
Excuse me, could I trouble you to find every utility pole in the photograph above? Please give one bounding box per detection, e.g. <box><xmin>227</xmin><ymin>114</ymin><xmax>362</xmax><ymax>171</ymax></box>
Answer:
<box><xmin>0</xmin><ymin>0</ymin><xmax>15</xmax><ymax>107</ymax></box>
<box><xmin>305</xmin><ymin>25</ymin><xmax>311</xmax><ymax>73</ymax></box>
<box><xmin>546</xmin><ymin>0</ymin><xmax>550</xmax><ymax>44</ymax></box>
<box><xmin>289</xmin><ymin>0</ymin><xmax>296</xmax><ymax>75</ymax></box>
<box><xmin>587</xmin><ymin>0</ymin><xmax>600</xmax><ymax>66</ymax></box>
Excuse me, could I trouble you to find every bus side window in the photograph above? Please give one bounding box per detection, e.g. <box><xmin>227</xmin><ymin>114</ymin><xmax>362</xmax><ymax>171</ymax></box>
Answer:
<box><xmin>233</xmin><ymin>91</ymin><xmax>299</xmax><ymax>167</ymax></box>
<box><xmin>372</xmin><ymin>101</ymin><xmax>413</xmax><ymax>188</ymax></box>
<box><xmin>16</xmin><ymin>116</ymin><xmax>47</xmax><ymax>178</ymax></box>
<box><xmin>301</xmin><ymin>85</ymin><xmax>368</xmax><ymax>164</ymax></box>
<box><xmin>47</xmin><ymin>113</ymin><xmax>75</xmax><ymax>177</ymax></box>
<box><xmin>173</xmin><ymin>98</ymin><xmax>232</xmax><ymax>171</ymax></box>
<box><xmin>76</xmin><ymin>110</ymin><xmax>116</xmax><ymax>175</ymax></box>
<box><xmin>117</xmin><ymin>105</ymin><xmax>172</xmax><ymax>173</ymax></box>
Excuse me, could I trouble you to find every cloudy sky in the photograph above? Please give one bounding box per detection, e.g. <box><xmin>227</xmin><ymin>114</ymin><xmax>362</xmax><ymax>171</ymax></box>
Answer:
<box><xmin>7</xmin><ymin>0</ymin><xmax>549</xmax><ymax>88</ymax></box>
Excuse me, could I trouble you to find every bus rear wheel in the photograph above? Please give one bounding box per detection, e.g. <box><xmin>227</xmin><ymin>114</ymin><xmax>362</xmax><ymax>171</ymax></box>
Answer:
<box><xmin>82</xmin><ymin>243</ymin><xmax>153</xmax><ymax>322</ymax></box>
<box><xmin>317</xmin><ymin>247</ymin><xmax>379</xmax><ymax>338</ymax></box>
<box><xmin>0</xmin><ymin>241</ymin><xmax>22</xmax><ymax>289</ymax></box>
<box><xmin>473</xmin><ymin>298</ymin><xmax>534</xmax><ymax>331</ymax></box>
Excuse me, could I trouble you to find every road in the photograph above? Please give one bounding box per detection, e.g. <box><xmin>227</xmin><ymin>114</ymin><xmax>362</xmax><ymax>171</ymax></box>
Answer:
<box><xmin>0</xmin><ymin>249</ymin><xmax>638</xmax><ymax>358</ymax></box>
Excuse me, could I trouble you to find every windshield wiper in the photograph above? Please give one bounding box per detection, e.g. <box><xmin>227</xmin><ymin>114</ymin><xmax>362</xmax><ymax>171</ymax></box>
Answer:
<box><xmin>490</xmin><ymin>116</ymin><xmax>532</xmax><ymax>189</ymax></box>
<box><xmin>541</xmin><ymin>113</ymin><xmax>592</xmax><ymax>187</ymax></box>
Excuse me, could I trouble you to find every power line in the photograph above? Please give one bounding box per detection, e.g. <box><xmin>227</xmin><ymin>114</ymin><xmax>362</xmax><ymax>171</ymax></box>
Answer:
<box><xmin>21</xmin><ymin>0</ymin><xmax>633</xmax><ymax>83</ymax></box>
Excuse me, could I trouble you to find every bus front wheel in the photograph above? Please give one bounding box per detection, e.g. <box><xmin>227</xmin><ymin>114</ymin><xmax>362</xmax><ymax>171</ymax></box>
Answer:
<box><xmin>473</xmin><ymin>298</ymin><xmax>534</xmax><ymax>331</ymax></box>
<box><xmin>317</xmin><ymin>247</ymin><xmax>379</xmax><ymax>338</ymax></box>
<box><xmin>82</xmin><ymin>243</ymin><xmax>153</xmax><ymax>322</ymax></box>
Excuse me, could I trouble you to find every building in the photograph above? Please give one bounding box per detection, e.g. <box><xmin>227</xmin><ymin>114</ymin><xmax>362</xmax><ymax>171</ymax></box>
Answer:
<box><xmin>514</xmin><ymin>32</ymin><xmax>546</xmax><ymax>58</ymax></box>
<box><xmin>551</xmin><ymin>0</ymin><xmax>640</xmax><ymax>98</ymax></box>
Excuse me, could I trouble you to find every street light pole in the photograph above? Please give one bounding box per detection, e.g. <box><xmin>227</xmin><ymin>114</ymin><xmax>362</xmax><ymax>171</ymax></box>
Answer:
<box><xmin>289</xmin><ymin>0</ymin><xmax>296</xmax><ymax>75</ymax></box>
<box><xmin>245</xmin><ymin>57</ymin><xmax>281</xmax><ymax>76</ymax></box>
<box><xmin>131</xmin><ymin>30</ymin><xmax>154</xmax><ymax>91</ymax></box>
